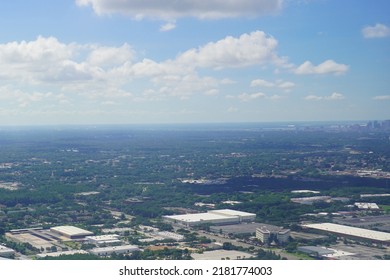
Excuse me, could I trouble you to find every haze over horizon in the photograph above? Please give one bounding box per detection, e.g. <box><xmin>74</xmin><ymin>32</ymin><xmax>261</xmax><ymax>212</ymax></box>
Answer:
<box><xmin>0</xmin><ymin>0</ymin><xmax>389</xmax><ymax>125</ymax></box>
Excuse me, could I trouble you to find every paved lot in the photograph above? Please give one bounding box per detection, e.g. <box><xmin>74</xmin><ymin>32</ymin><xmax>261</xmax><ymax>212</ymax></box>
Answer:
<box><xmin>330</xmin><ymin>242</ymin><xmax>390</xmax><ymax>260</ymax></box>
<box><xmin>192</xmin><ymin>249</ymin><xmax>254</xmax><ymax>260</ymax></box>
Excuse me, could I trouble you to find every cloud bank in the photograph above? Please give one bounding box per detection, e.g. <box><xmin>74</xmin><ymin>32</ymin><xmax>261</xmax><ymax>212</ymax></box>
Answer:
<box><xmin>295</xmin><ymin>60</ymin><xmax>349</xmax><ymax>75</ymax></box>
<box><xmin>362</xmin><ymin>23</ymin><xmax>390</xmax><ymax>38</ymax></box>
<box><xmin>76</xmin><ymin>0</ymin><xmax>283</xmax><ymax>19</ymax></box>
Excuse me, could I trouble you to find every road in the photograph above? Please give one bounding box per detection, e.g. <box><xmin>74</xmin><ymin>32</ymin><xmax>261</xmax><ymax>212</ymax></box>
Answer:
<box><xmin>194</xmin><ymin>230</ymin><xmax>301</xmax><ymax>260</ymax></box>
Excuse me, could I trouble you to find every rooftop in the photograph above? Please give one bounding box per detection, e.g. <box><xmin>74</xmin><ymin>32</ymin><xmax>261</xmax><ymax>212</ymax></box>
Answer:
<box><xmin>303</xmin><ymin>223</ymin><xmax>390</xmax><ymax>242</ymax></box>
<box><xmin>50</xmin><ymin>226</ymin><xmax>94</xmax><ymax>237</ymax></box>
<box><xmin>166</xmin><ymin>212</ymin><xmax>236</xmax><ymax>223</ymax></box>
<box><xmin>209</xmin><ymin>209</ymin><xmax>255</xmax><ymax>217</ymax></box>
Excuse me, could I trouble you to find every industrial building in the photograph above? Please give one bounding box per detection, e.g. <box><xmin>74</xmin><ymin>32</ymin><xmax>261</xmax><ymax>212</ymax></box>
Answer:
<box><xmin>303</xmin><ymin>223</ymin><xmax>390</xmax><ymax>245</ymax></box>
<box><xmin>89</xmin><ymin>245</ymin><xmax>140</xmax><ymax>256</ymax></box>
<box><xmin>36</xmin><ymin>250</ymin><xmax>89</xmax><ymax>259</ymax></box>
<box><xmin>163</xmin><ymin>209</ymin><xmax>255</xmax><ymax>227</ymax></box>
<box><xmin>354</xmin><ymin>202</ymin><xmax>380</xmax><ymax>210</ymax></box>
<box><xmin>297</xmin><ymin>246</ymin><xmax>355</xmax><ymax>259</ymax></box>
<box><xmin>5</xmin><ymin>228</ymin><xmax>58</xmax><ymax>250</ymax></box>
<box><xmin>85</xmin><ymin>235</ymin><xmax>122</xmax><ymax>247</ymax></box>
<box><xmin>0</xmin><ymin>245</ymin><xmax>15</xmax><ymax>258</ymax></box>
<box><xmin>191</xmin><ymin>249</ymin><xmax>254</xmax><ymax>260</ymax></box>
<box><xmin>255</xmin><ymin>224</ymin><xmax>290</xmax><ymax>244</ymax></box>
<box><xmin>50</xmin><ymin>226</ymin><xmax>94</xmax><ymax>240</ymax></box>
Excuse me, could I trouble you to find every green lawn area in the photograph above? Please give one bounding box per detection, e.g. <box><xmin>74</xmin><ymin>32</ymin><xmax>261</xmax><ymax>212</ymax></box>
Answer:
<box><xmin>380</xmin><ymin>205</ymin><xmax>390</xmax><ymax>213</ymax></box>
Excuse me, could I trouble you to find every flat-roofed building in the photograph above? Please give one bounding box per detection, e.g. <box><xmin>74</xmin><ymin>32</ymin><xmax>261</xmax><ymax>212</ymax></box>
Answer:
<box><xmin>50</xmin><ymin>226</ymin><xmax>94</xmax><ymax>240</ymax></box>
<box><xmin>89</xmin><ymin>245</ymin><xmax>139</xmax><ymax>256</ymax></box>
<box><xmin>303</xmin><ymin>223</ymin><xmax>390</xmax><ymax>244</ymax></box>
<box><xmin>0</xmin><ymin>245</ymin><xmax>15</xmax><ymax>257</ymax></box>
<box><xmin>256</xmin><ymin>224</ymin><xmax>290</xmax><ymax>244</ymax></box>
<box><xmin>85</xmin><ymin>235</ymin><xmax>121</xmax><ymax>246</ymax></box>
<box><xmin>354</xmin><ymin>202</ymin><xmax>380</xmax><ymax>210</ymax></box>
<box><xmin>209</xmin><ymin>209</ymin><xmax>256</xmax><ymax>222</ymax></box>
<box><xmin>36</xmin><ymin>250</ymin><xmax>89</xmax><ymax>259</ymax></box>
<box><xmin>163</xmin><ymin>209</ymin><xmax>255</xmax><ymax>227</ymax></box>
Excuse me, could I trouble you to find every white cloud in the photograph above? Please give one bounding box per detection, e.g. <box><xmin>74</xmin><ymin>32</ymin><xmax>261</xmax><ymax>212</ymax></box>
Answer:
<box><xmin>238</xmin><ymin>92</ymin><xmax>266</xmax><ymax>102</ymax></box>
<box><xmin>250</xmin><ymin>79</ymin><xmax>295</xmax><ymax>91</ymax></box>
<box><xmin>160</xmin><ymin>22</ymin><xmax>176</xmax><ymax>32</ymax></box>
<box><xmin>325</xmin><ymin>92</ymin><xmax>345</xmax><ymax>100</ymax></box>
<box><xmin>362</xmin><ymin>23</ymin><xmax>390</xmax><ymax>38</ymax></box>
<box><xmin>251</xmin><ymin>79</ymin><xmax>274</xmax><ymax>87</ymax></box>
<box><xmin>0</xmin><ymin>36</ymin><xmax>133</xmax><ymax>85</ymax></box>
<box><xmin>373</xmin><ymin>95</ymin><xmax>390</xmax><ymax>100</ymax></box>
<box><xmin>304</xmin><ymin>95</ymin><xmax>323</xmax><ymax>101</ymax></box>
<box><xmin>75</xmin><ymin>0</ymin><xmax>283</xmax><ymax>19</ymax></box>
<box><xmin>294</xmin><ymin>60</ymin><xmax>349</xmax><ymax>75</ymax></box>
<box><xmin>177</xmin><ymin>31</ymin><xmax>284</xmax><ymax>69</ymax></box>
<box><xmin>277</xmin><ymin>81</ymin><xmax>295</xmax><ymax>90</ymax></box>
<box><xmin>227</xmin><ymin>107</ymin><xmax>239</xmax><ymax>113</ymax></box>
<box><xmin>304</xmin><ymin>92</ymin><xmax>345</xmax><ymax>101</ymax></box>
<box><xmin>1</xmin><ymin>33</ymin><xmax>287</xmax><ymax>105</ymax></box>
<box><xmin>87</xmin><ymin>44</ymin><xmax>134</xmax><ymax>67</ymax></box>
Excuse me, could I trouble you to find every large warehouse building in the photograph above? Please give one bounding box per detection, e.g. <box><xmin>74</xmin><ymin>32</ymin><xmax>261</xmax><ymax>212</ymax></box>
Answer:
<box><xmin>163</xmin><ymin>209</ymin><xmax>255</xmax><ymax>227</ymax></box>
<box><xmin>89</xmin><ymin>245</ymin><xmax>140</xmax><ymax>256</ymax></box>
<box><xmin>303</xmin><ymin>223</ymin><xmax>390</xmax><ymax>245</ymax></box>
<box><xmin>50</xmin><ymin>226</ymin><xmax>94</xmax><ymax>240</ymax></box>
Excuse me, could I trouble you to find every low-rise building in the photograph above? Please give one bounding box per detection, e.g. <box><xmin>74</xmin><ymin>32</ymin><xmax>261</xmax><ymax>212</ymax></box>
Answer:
<box><xmin>354</xmin><ymin>202</ymin><xmax>380</xmax><ymax>210</ymax></box>
<box><xmin>256</xmin><ymin>224</ymin><xmax>290</xmax><ymax>244</ymax></box>
<box><xmin>36</xmin><ymin>250</ymin><xmax>89</xmax><ymax>259</ymax></box>
<box><xmin>89</xmin><ymin>245</ymin><xmax>140</xmax><ymax>256</ymax></box>
<box><xmin>85</xmin><ymin>235</ymin><xmax>121</xmax><ymax>246</ymax></box>
<box><xmin>50</xmin><ymin>226</ymin><xmax>94</xmax><ymax>240</ymax></box>
<box><xmin>163</xmin><ymin>209</ymin><xmax>255</xmax><ymax>227</ymax></box>
<box><xmin>0</xmin><ymin>245</ymin><xmax>15</xmax><ymax>258</ymax></box>
<box><xmin>303</xmin><ymin>223</ymin><xmax>390</xmax><ymax>245</ymax></box>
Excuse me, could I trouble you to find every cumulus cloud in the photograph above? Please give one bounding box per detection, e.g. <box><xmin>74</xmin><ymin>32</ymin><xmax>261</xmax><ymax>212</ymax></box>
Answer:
<box><xmin>75</xmin><ymin>0</ymin><xmax>283</xmax><ymax>19</ymax></box>
<box><xmin>0</xmin><ymin>36</ymin><xmax>133</xmax><ymax>84</ymax></box>
<box><xmin>160</xmin><ymin>22</ymin><xmax>176</xmax><ymax>32</ymax></box>
<box><xmin>304</xmin><ymin>92</ymin><xmax>345</xmax><ymax>101</ymax></box>
<box><xmin>373</xmin><ymin>95</ymin><xmax>390</xmax><ymax>100</ymax></box>
<box><xmin>250</xmin><ymin>79</ymin><xmax>295</xmax><ymax>91</ymax></box>
<box><xmin>177</xmin><ymin>31</ymin><xmax>284</xmax><ymax>69</ymax></box>
<box><xmin>87</xmin><ymin>44</ymin><xmax>134</xmax><ymax>67</ymax></box>
<box><xmin>238</xmin><ymin>92</ymin><xmax>266</xmax><ymax>102</ymax></box>
<box><xmin>251</xmin><ymin>79</ymin><xmax>274</xmax><ymax>87</ymax></box>
<box><xmin>362</xmin><ymin>23</ymin><xmax>390</xmax><ymax>38</ymax></box>
<box><xmin>294</xmin><ymin>60</ymin><xmax>349</xmax><ymax>75</ymax></box>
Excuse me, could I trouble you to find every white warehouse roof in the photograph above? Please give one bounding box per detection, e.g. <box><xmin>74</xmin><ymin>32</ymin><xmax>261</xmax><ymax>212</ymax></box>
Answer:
<box><xmin>304</xmin><ymin>223</ymin><xmax>390</xmax><ymax>242</ymax></box>
<box><xmin>89</xmin><ymin>245</ymin><xmax>139</xmax><ymax>256</ymax></box>
<box><xmin>166</xmin><ymin>212</ymin><xmax>238</xmax><ymax>223</ymax></box>
<box><xmin>50</xmin><ymin>226</ymin><xmax>94</xmax><ymax>238</ymax></box>
<box><xmin>209</xmin><ymin>209</ymin><xmax>256</xmax><ymax>218</ymax></box>
<box><xmin>163</xmin><ymin>209</ymin><xmax>255</xmax><ymax>226</ymax></box>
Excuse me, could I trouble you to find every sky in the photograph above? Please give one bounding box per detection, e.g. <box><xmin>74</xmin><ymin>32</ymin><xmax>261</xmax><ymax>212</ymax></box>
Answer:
<box><xmin>0</xmin><ymin>0</ymin><xmax>389</xmax><ymax>125</ymax></box>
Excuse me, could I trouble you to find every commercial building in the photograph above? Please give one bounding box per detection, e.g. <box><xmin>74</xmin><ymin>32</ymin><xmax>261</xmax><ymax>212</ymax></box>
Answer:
<box><xmin>354</xmin><ymin>202</ymin><xmax>380</xmax><ymax>210</ymax></box>
<box><xmin>89</xmin><ymin>245</ymin><xmax>139</xmax><ymax>256</ymax></box>
<box><xmin>297</xmin><ymin>246</ymin><xmax>355</xmax><ymax>259</ymax></box>
<box><xmin>5</xmin><ymin>228</ymin><xmax>57</xmax><ymax>250</ymax></box>
<box><xmin>36</xmin><ymin>250</ymin><xmax>88</xmax><ymax>259</ymax></box>
<box><xmin>50</xmin><ymin>226</ymin><xmax>94</xmax><ymax>240</ymax></box>
<box><xmin>0</xmin><ymin>245</ymin><xmax>15</xmax><ymax>258</ymax></box>
<box><xmin>191</xmin><ymin>249</ymin><xmax>254</xmax><ymax>260</ymax></box>
<box><xmin>303</xmin><ymin>223</ymin><xmax>390</xmax><ymax>245</ymax></box>
<box><xmin>163</xmin><ymin>209</ymin><xmax>255</xmax><ymax>227</ymax></box>
<box><xmin>256</xmin><ymin>224</ymin><xmax>290</xmax><ymax>244</ymax></box>
<box><xmin>85</xmin><ymin>235</ymin><xmax>121</xmax><ymax>247</ymax></box>
<box><xmin>291</xmin><ymin>196</ymin><xmax>332</xmax><ymax>205</ymax></box>
<box><xmin>208</xmin><ymin>209</ymin><xmax>256</xmax><ymax>222</ymax></box>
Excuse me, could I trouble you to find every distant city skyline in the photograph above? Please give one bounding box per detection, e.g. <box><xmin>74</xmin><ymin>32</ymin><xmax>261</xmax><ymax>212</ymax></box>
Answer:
<box><xmin>0</xmin><ymin>0</ymin><xmax>389</xmax><ymax>125</ymax></box>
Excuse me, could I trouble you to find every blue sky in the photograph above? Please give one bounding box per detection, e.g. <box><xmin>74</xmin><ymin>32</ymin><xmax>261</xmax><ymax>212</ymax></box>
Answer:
<box><xmin>0</xmin><ymin>0</ymin><xmax>389</xmax><ymax>125</ymax></box>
